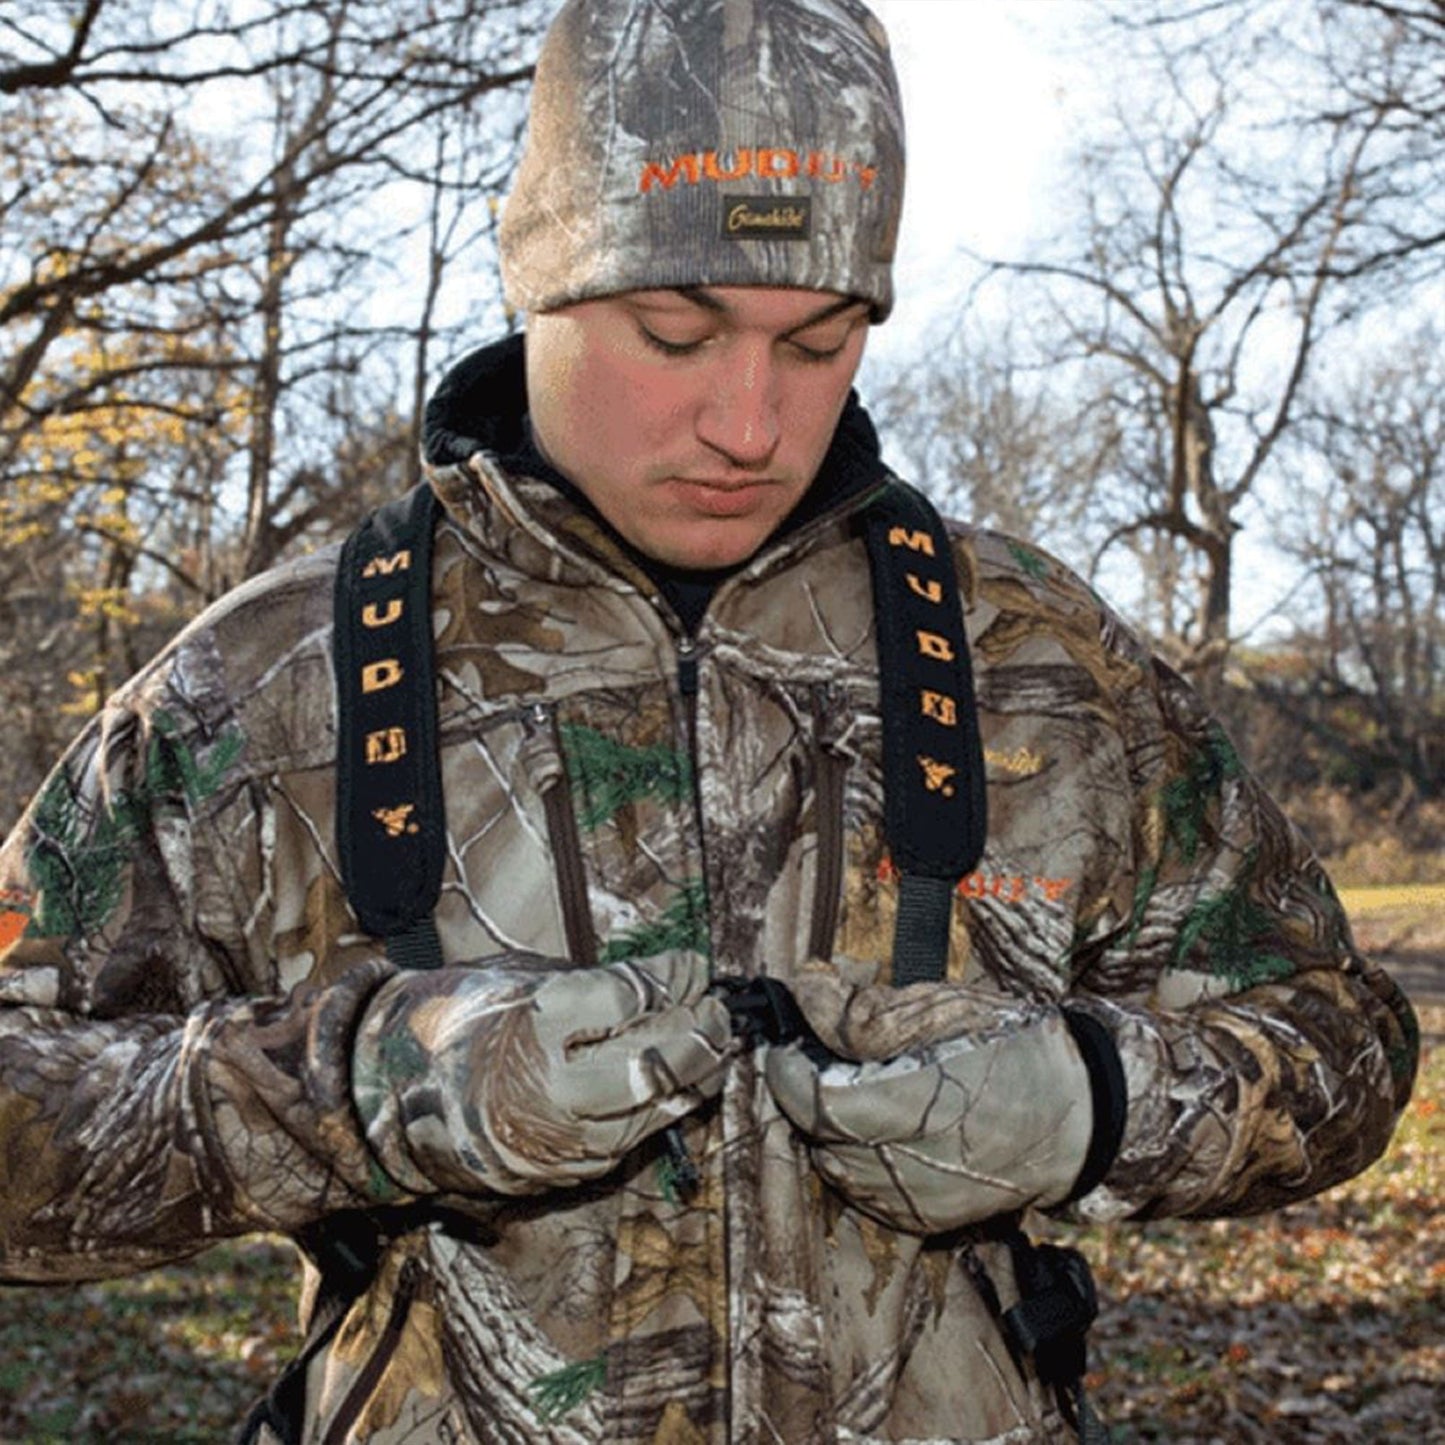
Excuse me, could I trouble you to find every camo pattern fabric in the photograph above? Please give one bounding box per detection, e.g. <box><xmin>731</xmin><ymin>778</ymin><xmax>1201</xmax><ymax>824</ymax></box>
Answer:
<box><xmin>764</xmin><ymin>974</ymin><xmax>1095</xmax><ymax>1234</ymax></box>
<box><xmin>0</xmin><ymin>405</ymin><xmax>1418</xmax><ymax>1442</ymax></box>
<box><xmin>500</xmin><ymin>0</ymin><xmax>905</xmax><ymax>318</ymax></box>
<box><xmin>353</xmin><ymin>951</ymin><xmax>733</xmax><ymax>1196</ymax></box>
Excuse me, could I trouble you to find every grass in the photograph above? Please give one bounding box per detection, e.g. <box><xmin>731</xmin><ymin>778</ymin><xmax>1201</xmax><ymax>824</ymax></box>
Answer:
<box><xmin>1337</xmin><ymin>884</ymin><xmax>1445</xmax><ymax>916</ymax></box>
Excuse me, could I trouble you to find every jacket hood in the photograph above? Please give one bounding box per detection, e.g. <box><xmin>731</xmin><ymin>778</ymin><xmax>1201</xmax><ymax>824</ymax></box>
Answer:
<box><xmin>423</xmin><ymin>332</ymin><xmax>531</xmax><ymax>468</ymax></box>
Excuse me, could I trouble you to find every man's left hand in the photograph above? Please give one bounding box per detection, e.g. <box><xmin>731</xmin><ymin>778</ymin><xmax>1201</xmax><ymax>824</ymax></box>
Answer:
<box><xmin>764</xmin><ymin>977</ymin><xmax>1095</xmax><ymax>1234</ymax></box>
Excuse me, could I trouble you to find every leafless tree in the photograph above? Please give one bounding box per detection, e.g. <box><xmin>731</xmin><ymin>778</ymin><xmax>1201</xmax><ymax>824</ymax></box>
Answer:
<box><xmin>1269</xmin><ymin>331</ymin><xmax>1445</xmax><ymax>798</ymax></box>
<box><xmin>969</xmin><ymin>0</ymin><xmax>1444</xmax><ymax>687</ymax></box>
<box><xmin>0</xmin><ymin>0</ymin><xmax>549</xmax><ymax>825</ymax></box>
<box><xmin>0</xmin><ymin>1</ymin><xmax>538</xmax><ymax>381</ymax></box>
<box><xmin>872</xmin><ymin>323</ymin><xmax>1112</xmax><ymax>560</ymax></box>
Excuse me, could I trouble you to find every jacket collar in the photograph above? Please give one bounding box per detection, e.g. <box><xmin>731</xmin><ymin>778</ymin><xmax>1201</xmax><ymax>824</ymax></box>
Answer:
<box><xmin>422</xmin><ymin>331</ymin><xmax>894</xmax><ymax>611</ymax></box>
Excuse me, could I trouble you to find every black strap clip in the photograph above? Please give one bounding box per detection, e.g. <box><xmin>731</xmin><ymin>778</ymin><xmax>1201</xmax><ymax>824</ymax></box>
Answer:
<box><xmin>1002</xmin><ymin>1239</ymin><xmax>1099</xmax><ymax>1390</ymax></box>
<box><xmin>709</xmin><ymin>976</ymin><xmax>837</xmax><ymax>1066</ymax></box>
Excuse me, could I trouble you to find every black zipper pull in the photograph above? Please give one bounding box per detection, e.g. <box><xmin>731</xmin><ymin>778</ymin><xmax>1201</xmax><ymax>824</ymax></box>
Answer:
<box><xmin>677</xmin><ymin>637</ymin><xmax>699</xmax><ymax>696</ymax></box>
<box><xmin>660</xmin><ymin>1124</ymin><xmax>701</xmax><ymax>1203</ymax></box>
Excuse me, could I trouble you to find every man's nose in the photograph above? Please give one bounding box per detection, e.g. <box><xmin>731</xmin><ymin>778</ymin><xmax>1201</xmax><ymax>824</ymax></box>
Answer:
<box><xmin>696</xmin><ymin>344</ymin><xmax>780</xmax><ymax>467</ymax></box>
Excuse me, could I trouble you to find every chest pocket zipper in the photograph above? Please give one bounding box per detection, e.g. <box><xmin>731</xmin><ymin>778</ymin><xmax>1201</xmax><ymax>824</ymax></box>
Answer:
<box><xmin>523</xmin><ymin>701</ymin><xmax>598</xmax><ymax>967</ymax></box>
<box><xmin>809</xmin><ymin>742</ymin><xmax>849</xmax><ymax>961</ymax></box>
<box><xmin>807</xmin><ymin>683</ymin><xmax>853</xmax><ymax>963</ymax></box>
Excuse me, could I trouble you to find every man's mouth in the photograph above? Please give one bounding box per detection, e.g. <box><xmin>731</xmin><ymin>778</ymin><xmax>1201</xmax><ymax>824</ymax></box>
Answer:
<box><xmin>668</xmin><ymin>476</ymin><xmax>776</xmax><ymax>516</ymax></box>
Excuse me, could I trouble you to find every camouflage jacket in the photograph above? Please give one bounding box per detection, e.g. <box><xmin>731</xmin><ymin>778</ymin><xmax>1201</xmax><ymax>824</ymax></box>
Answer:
<box><xmin>0</xmin><ymin>337</ymin><xmax>1418</xmax><ymax>1444</ymax></box>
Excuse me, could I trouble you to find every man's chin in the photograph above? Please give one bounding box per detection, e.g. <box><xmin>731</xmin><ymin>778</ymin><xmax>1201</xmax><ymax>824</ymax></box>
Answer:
<box><xmin>640</xmin><ymin>525</ymin><xmax>771</xmax><ymax>573</ymax></box>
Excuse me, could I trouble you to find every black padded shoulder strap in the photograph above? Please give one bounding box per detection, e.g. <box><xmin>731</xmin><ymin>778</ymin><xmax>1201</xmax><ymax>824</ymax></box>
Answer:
<box><xmin>862</xmin><ymin>481</ymin><xmax>987</xmax><ymax>984</ymax></box>
<box><xmin>331</xmin><ymin>476</ymin><xmax>984</xmax><ymax>984</ymax></box>
<box><xmin>255</xmin><ymin>494</ymin><xmax>449</xmax><ymax>1445</ymax></box>
<box><xmin>333</xmin><ymin>482</ymin><xmax>446</xmax><ymax>967</ymax></box>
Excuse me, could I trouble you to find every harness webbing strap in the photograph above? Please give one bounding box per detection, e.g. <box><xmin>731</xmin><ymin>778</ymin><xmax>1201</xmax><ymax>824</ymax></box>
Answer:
<box><xmin>889</xmin><ymin>874</ymin><xmax>958</xmax><ymax>987</ymax></box>
<box><xmin>241</xmin><ymin>489</ymin><xmax>451</xmax><ymax>1441</ymax></box>
<box><xmin>381</xmin><ymin>917</ymin><xmax>446</xmax><ymax>972</ymax></box>
<box><xmin>862</xmin><ymin>481</ymin><xmax>987</xmax><ymax>983</ymax></box>
<box><xmin>333</xmin><ymin>482</ymin><xmax>446</xmax><ymax>966</ymax></box>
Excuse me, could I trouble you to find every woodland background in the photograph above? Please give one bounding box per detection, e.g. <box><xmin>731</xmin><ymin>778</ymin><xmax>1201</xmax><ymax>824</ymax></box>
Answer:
<box><xmin>0</xmin><ymin>0</ymin><xmax>1442</xmax><ymax>1440</ymax></box>
<box><xmin>2</xmin><ymin>0</ymin><xmax>1444</xmax><ymax>872</ymax></box>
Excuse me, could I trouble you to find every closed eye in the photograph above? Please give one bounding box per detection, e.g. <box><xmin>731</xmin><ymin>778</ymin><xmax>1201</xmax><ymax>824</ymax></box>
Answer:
<box><xmin>637</xmin><ymin>323</ymin><xmax>709</xmax><ymax>357</ymax></box>
<box><xmin>785</xmin><ymin>306</ymin><xmax>868</xmax><ymax>364</ymax></box>
<box><xmin>790</xmin><ymin>337</ymin><xmax>850</xmax><ymax>363</ymax></box>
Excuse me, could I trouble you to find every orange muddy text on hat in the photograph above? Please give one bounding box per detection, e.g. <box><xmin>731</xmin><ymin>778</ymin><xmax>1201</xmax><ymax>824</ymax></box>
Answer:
<box><xmin>640</xmin><ymin>147</ymin><xmax>878</xmax><ymax>193</ymax></box>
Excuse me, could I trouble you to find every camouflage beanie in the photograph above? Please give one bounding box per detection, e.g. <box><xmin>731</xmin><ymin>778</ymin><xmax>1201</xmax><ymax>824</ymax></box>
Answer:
<box><xmin>500</xmin><ymin>0</ymin><xmax>905</xmax><ymax>321</ymax></box>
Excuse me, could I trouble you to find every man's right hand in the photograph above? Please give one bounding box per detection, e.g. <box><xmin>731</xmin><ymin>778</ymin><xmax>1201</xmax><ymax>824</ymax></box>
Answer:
<box><xmin>351</xmin><ymin>950</ymin><xmax>732</xmax><ymax>1196</ymax></box>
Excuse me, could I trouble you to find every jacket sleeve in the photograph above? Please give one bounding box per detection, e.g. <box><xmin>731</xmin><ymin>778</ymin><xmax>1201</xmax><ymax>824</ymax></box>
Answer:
<box><xmin>1064</xmin><ymin>642</ymin><xmax>1419</xmax><ymax>1224</ymax></box>
<box><xmin>0</xmin><ymin>659</ymin><xmax>403</xmax><ymax>1283</ymax></box>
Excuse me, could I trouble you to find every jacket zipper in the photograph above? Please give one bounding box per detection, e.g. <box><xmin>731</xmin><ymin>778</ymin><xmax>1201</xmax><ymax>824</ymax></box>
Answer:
<box><xmin>809</xmin><ymin>739</ymin><xmax>849</xmax><ymax>961</ymax></box>
<box><xmin>674</xmin><ymin>636</ymin><xmax>706</xmax><ymax>891</ymax></box>
<box><xmin>665</xmin><ymin>635</ymin><xmax>706</xmax><ymax>1201</ymax></box>
<box><xmin>321</xmin><ymin>1256</ymin><xmax>422</xmax><ymax>1445</ymax></box>
<box><xmin>676</xmin><ymin>636</ymin><xmax>700</xmax><ymax>699</ymax></box>
<box><xmin>531</xmin><ymin>701</ymin><xmax>598</xmax><ymax>968</ymax></box>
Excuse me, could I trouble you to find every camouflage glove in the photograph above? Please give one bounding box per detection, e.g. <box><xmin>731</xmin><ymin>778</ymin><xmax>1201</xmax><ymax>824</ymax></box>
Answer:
<box><xmin>764</xmin><ymin>965</ymin><xmax>1095</xmax><ymax>1233</ymax></box>
<box><xmin>352</xmin><ymin>950</ymin><xmax>732</xmax><ymax>1197</ymax></box>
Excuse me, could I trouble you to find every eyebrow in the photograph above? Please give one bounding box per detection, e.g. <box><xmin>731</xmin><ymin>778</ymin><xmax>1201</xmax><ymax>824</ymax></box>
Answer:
<box><xmin>672</xmin><ymin>286</ymin><xmax>868</xmax><ymax>332</ymax></box>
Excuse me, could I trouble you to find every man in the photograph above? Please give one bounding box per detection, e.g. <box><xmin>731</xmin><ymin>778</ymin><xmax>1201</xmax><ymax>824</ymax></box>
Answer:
<box><xmin>0</xmin><ymin>2</ymin><xmax>1417</xmax><ymax>1442</ymax></box>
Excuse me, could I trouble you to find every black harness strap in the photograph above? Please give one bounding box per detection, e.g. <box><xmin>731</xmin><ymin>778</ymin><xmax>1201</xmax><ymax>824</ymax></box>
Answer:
<box><xmin>859</xmin><ymin>487</ymin><xmax>1104</xmax><ymax>1440</ymax></box>
<box><xmin>333</xmin><ymin>482</ymin><xmax>446</xmax><ymax>970</ymax></box>
<box><xmin>862</xmin><ymin>481</ymin><xmax>987</xmax><ymax>984</ymax></box>
<box><xmin>238</xmin><ymin>486</ymin><xmax>448</xmax><ymax>1445</ymax></box>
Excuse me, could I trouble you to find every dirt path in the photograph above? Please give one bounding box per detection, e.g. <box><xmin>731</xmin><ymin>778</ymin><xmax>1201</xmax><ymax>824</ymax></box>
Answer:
<box><xmin>1346</xmin><ymin>896</ymin><xmax>1445</xmax><ymax>1009</ymax></box>
<box><xmin>1383</xmin><ymin>953</ymin><xmax>1445</xmax><ymax>1011</ymax></box>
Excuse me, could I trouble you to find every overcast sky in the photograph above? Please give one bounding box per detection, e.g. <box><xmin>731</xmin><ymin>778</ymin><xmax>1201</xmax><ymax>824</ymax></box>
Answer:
<box><xmin>863</xmin><ymin>0</ymin><xmax>1097</xmax><ymax>367</ymax></box>
<box><xmin>854</xmin><ymin>3</ymin><xmax>1301</xmax><ymax>639</ymax></box>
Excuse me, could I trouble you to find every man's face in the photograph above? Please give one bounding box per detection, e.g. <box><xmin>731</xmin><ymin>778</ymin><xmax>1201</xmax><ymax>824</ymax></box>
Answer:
<box><xmin>525</xmin><ymin>285</ymin><xmax>871</xmax><ymax>570</ymax></box>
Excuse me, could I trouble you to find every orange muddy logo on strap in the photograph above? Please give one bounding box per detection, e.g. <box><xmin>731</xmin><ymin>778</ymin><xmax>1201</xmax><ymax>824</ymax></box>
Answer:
<box><xmin>372</xmin><ymin>803</ymin><xmax>419</xmax><ymax>838</ymax></box>
<box><xmin>639</xmin><ymin>147</ymin><xmax>879</xmax><ymax>193</ymax></box>
<box><xmin>917</xmin><ymin>756</ymin><xmax>958</xmax><ymax>797</ymax></box>
<box><xmin>883</xmin><ymin>523</ymin><xmax>967</xmax><ymax>738</ymax></box>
